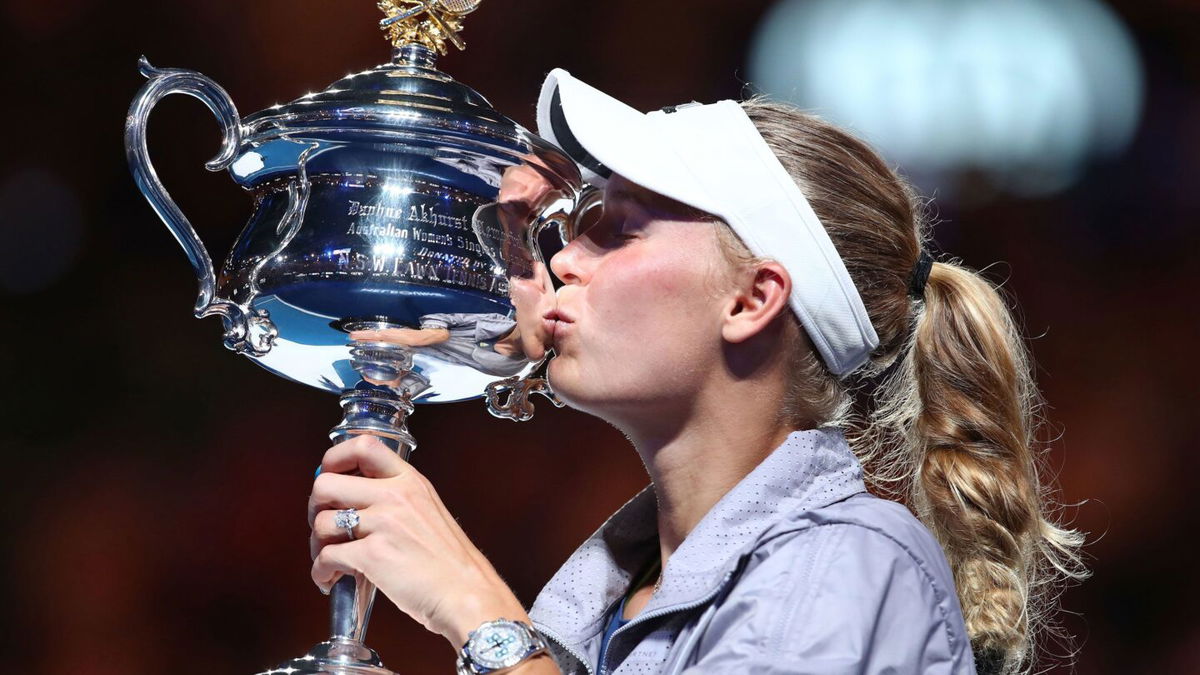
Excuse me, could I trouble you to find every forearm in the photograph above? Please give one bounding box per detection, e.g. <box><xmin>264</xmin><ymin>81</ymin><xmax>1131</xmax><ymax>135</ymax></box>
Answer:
<box><xmin>408</xmin><ymin>327</ymin><xmax>451</xmax><ymax>345</ymax></box>
<box><xmin>350</xmin><ymin>326</ymin><xmax>450</xmax><ymax>346</ymax></box>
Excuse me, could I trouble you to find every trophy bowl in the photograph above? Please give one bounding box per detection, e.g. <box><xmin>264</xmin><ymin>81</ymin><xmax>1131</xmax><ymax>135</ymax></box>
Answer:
<box><xmin>124</xmin><ymin>2</ymin><xmax>590</xmax><ymax>672</ymax></box>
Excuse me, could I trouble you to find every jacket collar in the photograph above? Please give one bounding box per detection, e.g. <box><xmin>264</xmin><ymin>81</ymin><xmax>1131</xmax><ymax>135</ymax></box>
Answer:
<box><xmin>530</xmin><ymin>427</ymin><xmax>866</xmax><ymax>645</ymax></box>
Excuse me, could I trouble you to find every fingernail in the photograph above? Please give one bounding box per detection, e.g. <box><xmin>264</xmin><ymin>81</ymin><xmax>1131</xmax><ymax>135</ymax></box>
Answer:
<box><xmin>314</xmin><ymin>465</ymin><xmax>323</xmax><ymax>478</ymax></box>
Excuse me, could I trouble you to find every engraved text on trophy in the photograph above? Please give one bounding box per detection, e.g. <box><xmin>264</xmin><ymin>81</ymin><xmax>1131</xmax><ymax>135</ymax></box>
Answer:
<box><xmin>237</xmin><ymin>175</ymin><xmax>510</xmax><ymax>302</ymax></box>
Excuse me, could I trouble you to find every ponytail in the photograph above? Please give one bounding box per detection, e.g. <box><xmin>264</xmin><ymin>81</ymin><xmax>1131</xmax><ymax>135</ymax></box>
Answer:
<box><xmin>736</xmin><ymin>98</ymin><xmax>1088</xmax><ymax>674</ymax></box>
<box><xmin>899</xmin><ymin>261</ymin><xmax>1087</xmax><ymax>671</ymax></box>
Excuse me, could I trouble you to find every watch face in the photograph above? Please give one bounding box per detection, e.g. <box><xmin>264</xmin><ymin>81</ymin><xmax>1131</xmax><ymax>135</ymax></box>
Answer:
<box><xmin>468</xmin><ymin>621</ymin><xmax>532</xmax><ymax>670</ymax></box>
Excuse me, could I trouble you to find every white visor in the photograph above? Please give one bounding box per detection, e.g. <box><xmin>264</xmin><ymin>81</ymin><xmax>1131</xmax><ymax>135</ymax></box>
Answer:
<box><xmin>536</xmin><ymin>68</ymin><xmax>879</xmax><ymax>377</ymax></box>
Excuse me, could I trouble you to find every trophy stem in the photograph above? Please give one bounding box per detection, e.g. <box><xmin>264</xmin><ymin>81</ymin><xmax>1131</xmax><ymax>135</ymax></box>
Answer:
<box><xmin>329</xmin><ymin>562</ymin><xmax>379</xmax><ymax>644</ymax></box>
<box><xmin>330</xmin><ymin>388</ymin><xmax>417</xmax><ymax>459</ymax></box>
<box><xmin>260</xmin><ymin>336</ymin><xmax>421</xmax><ymax>674</ymax></box>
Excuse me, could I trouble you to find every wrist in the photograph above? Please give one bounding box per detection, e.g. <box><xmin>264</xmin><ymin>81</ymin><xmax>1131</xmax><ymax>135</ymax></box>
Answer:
<box><xmin>444</xmin><ymin>585</ymin><xmax>530</xmax><ymax>647</ymax></box>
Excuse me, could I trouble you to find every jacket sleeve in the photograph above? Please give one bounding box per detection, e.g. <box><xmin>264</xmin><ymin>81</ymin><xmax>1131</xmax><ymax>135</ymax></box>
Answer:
<box><xmin>680</xmin><ymin>523</ymin><xmax>975</xmax><ymax>674</ymax></box>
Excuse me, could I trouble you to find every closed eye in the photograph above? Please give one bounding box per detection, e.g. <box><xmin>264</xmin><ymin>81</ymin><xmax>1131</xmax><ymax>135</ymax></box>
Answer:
<box><xmin>566</xmin><ymin>187</ymin><xmax>648</xmax><ymax>247</ymax></box>
<box><xmin>574</xmin><ymin>207</ymin><xmax>638</xmax><ymax>247</ymax></box>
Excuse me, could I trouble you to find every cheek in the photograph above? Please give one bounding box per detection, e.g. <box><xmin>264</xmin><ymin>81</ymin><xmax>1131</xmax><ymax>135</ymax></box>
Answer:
<box><xmin>509</xmin><ymin>276</ymin><xmax>550</xmax><ymax>314</ymax></box>
<box><xmin>549</xmin><ymin>234</ymin><xmax>727</xmax><ymax>410</ymax></box>
<box><xmin>589</xmin><ymin>245</ymin><xmax>720</xmax><ymax>354</ymax></box>
<box><xmin>508</xmin><ymin>267</ymin><xmax>556</xmax><ymax>359</ymax></box>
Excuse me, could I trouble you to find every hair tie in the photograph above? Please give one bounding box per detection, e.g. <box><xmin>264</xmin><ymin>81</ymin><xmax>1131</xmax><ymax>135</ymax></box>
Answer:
<box><xmin>909</xmin><ymin>249</ymin><xmax>934</xmax><ymax>299</ymax></box>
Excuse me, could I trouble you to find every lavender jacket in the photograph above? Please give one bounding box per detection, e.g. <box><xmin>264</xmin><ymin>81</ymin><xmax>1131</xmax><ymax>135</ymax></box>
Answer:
<box><xmin>528</xmin><ymin>429</ymin><xmax>977</xmax><ymax>674</ymax></box>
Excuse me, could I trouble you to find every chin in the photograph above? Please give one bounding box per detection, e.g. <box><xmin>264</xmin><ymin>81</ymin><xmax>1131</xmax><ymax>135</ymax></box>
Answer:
<box><xmin>546</xmin><ymin>358</ymin><xmax>608</xmax><ymax>412</ymax></box>
<box><xmin>546</xmin><ymin>358</ymin><xmax>653</xmax><ymax>422</ymax></box>
<box><xmin>545</xmin><ymin>358</ymin><xmax>582</xmax><ymax>405</ymax></box>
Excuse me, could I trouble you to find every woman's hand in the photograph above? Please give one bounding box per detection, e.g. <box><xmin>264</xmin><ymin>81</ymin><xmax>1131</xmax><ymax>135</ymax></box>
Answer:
<box><xmin>308</xmin><ymin>435</ymin><xmax>529</xmax><ymax>647</ymax></box>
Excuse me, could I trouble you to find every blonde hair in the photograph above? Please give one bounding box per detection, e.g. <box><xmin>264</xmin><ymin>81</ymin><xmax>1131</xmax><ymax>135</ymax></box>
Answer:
<box><xmin>721</xmin><ymin>98</ymin><xmax>1088</xmax><ymax>674</ymax></box>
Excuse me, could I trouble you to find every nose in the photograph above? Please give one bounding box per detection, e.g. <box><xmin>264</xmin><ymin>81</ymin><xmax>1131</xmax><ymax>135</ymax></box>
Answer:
<box><xmin>549</xmin><ymin>237</ymin><xmax>586</xmax><ymax>286</ymax></box>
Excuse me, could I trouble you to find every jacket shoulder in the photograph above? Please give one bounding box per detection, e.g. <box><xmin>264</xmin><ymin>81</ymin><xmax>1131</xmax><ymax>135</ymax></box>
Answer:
<box><xmin>751</xmin><ymin>492</ymin><xmax>964</xmax><ymax>626</ymax></box>
<box><xmin>793</xmin><ymin>492</ymin><xmax>955</xmax><ymax>577</ymax></box>
<box><xmin>695</xmin><ymin>493</ymin><xmax>976</xmax><ymax>673</ymax></box>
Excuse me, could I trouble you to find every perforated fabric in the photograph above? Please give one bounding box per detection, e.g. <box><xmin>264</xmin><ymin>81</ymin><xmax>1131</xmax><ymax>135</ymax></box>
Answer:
<box><xmin>528</xmin><ymin>428</ymin><xmax>976</xmax><ymax>674</ymax></box>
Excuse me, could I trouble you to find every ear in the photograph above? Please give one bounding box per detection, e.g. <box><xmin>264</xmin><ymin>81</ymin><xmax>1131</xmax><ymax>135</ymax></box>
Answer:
<box><xmin>721</xmin><ymin>261</ymin><xmax>792</xmax><ymax>343</ymax></box>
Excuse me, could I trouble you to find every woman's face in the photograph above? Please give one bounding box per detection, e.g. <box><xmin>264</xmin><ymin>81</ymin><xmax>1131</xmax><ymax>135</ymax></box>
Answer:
<box><xmin>545</xmin><ymin>174</ymin><xmax>734</xmax><ymax>420</ymax></box>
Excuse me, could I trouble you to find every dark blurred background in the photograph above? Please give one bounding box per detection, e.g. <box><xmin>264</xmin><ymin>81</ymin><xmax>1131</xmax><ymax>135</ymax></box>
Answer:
<box><xmin>1</xmin><ymin>0</ymin><xmax>1196</xmax><ymax>672</ymax></box>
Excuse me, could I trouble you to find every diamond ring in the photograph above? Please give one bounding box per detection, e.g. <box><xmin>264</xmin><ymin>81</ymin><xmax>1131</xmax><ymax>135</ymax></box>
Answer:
<box><xmin>334</xmin><ymin>508</ymin><xmax>361</xmax><ymax>541</ymax></box>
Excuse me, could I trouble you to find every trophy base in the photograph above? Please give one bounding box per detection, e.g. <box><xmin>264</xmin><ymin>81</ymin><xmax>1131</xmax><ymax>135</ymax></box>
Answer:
<box><xmin>258</xmin><ymin>638</ymin><xmax>395</xmax><ymax>675</ymax></box>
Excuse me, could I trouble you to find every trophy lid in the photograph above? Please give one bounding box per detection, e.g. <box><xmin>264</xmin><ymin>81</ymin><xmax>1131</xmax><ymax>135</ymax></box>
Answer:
<box><xmin>242</xmin><ymin>44</ymin><xmax>524</xmax><ymax>150</ymax></box>
<box><xmin>240</xmin><ymin>1</ymin><xmax>527</xmax><ymax>165</ymax></box>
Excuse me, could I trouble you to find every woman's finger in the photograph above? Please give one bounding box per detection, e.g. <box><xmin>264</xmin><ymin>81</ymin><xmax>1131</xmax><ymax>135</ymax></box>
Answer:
<box><xmin>311</xmin><ymin>539</ymin><xmax>372</xmax><ymax>594</ymax></box>
<box><xmin>307</xmin><ymin>471</ymin><xmax>391</xmax><ymax>527</ymax></box>
<box><xmin>321</xmin><ymin>434</ymin><xmax>410</xmax><ymax>478</ymax></box>
<box><xmin>309</xmin><ymin>505</ymin><xmax>383</xmax><ymax>558</ymax></box>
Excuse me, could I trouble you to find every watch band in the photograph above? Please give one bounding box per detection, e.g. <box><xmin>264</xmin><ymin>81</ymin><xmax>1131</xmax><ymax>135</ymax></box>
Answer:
<box><xmin>456</xmin><ymin>619</ymin><xmax>548</xmax><ymax>674</ymax></box>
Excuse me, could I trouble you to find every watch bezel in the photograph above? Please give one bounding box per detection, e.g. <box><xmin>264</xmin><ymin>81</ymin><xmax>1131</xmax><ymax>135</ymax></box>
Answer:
<box><xmin>463</xmin><ymin>618</ymin><xmax>539</xmax><ymax>671</ymax></box>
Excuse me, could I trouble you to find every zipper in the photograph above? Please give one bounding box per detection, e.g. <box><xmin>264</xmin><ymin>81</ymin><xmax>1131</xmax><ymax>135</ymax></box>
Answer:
<box><xmin>596</xmin><ymin>569</ymin><xmax>735</xmax><ymax>675</ymax></box>
<box><xmin>535</xmin><ymin>621</ymin><xmax>595</xmax><ymax>675</ymax></box>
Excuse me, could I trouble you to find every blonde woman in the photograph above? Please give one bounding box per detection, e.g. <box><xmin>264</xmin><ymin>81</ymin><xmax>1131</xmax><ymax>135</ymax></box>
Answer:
<box><xmin>305</xmin><ymin>70</ymin><xmax>1085</xmax><ymax>675</ymax></box>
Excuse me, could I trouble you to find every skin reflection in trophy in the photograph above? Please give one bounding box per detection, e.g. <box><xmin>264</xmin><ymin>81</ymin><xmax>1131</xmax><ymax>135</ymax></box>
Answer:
<box><xmin>349</xmin><ymin>312</ymin><xmax>527</xmax><ymax>378</ymax></box>
<box><xmin>349</xmin><ymin>155</ymin><xmax>585</xmax><ymax>391</ymax></box>
<box><xmin>473</xmin><ymin>159</ymin><xmax>598</xmax><ymax>366</ymax></box>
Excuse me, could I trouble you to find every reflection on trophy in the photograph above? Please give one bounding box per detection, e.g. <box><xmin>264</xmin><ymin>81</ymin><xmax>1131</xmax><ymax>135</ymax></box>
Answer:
<box><xmin>124</xmin><ymin>2</ymin><xmax>592</xmax><ymax>672</ymax></box>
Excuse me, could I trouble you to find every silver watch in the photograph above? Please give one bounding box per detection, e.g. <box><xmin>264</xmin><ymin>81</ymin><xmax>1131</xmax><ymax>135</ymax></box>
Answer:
<box><xmin>456</xmin><ymin>618</ymin><xmax>548</xmax><ymax>674</ymax></box>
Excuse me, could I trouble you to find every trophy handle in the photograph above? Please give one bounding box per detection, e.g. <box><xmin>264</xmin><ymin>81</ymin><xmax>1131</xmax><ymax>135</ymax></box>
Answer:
<box><xmin>124</xmin><ymin>56</ymin><xmax>276</xmax><ymax>356</ymax></box>
<box><xmin>485</xmin><ymin>371</ymin><xmax>565</xmax><ymax>422</ymax></box>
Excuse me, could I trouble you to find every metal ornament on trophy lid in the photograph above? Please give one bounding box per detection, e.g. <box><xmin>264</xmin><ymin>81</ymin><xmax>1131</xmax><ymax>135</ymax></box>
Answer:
<box><xmin>125</xmin><ymin>2</ymin><xmax>594</xmax><ymax>672</ymax></box>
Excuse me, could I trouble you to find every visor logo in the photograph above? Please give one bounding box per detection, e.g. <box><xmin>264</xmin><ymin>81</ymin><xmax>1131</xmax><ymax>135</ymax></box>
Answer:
<box><xmin>661</xmin><ymin>101</ymin><xmax>703</xmax><ymax>114</ymax></box>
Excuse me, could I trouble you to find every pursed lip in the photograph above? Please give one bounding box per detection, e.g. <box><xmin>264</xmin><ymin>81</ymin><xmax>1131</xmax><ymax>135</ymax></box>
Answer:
<box><xmin>542</xmin><ymin>309</ymin><xmax>575</xmax><ymax>344</ymax></box>
<box><xmin>543</xmin><ymin>309</ymin><xmax>575</xmax><ymax>324</ymax></box>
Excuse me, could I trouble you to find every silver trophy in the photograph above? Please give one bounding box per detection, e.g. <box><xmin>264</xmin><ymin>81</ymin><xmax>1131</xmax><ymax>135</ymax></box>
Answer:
<box><xmin>124</xmin><ymin>2</ymin><xmax>594</xmax><ymax>672</ymax></box>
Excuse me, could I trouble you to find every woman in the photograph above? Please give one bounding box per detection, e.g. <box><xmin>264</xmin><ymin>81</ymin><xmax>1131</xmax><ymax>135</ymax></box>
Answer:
<box><xmin>306</xmin><ymin>70</ymin><xmax>1085</xmax><ymax>674</ymax></box>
